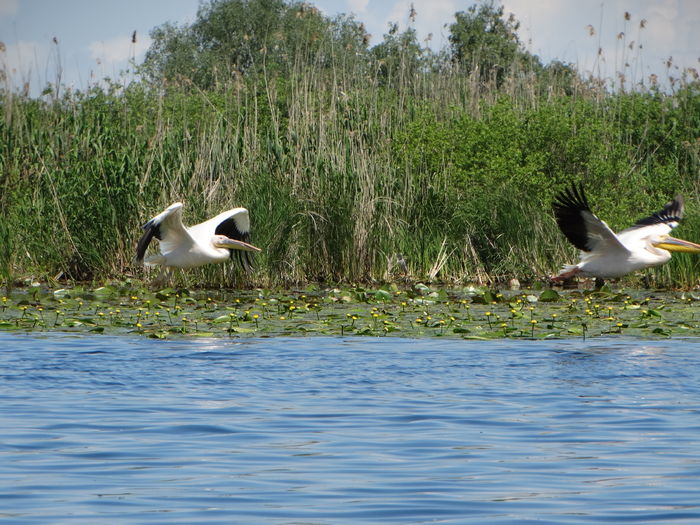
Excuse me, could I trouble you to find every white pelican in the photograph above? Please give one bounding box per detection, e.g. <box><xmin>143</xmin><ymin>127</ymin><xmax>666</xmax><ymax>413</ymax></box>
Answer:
<box><xmin>551</xmin><ymin>184</ymin><xmax>700</xmax><ymax>281</ymax></box>
<box><xmin>135</xmin><ymin>202</ymin><xmax>261</xmax><ymax>281</ymax></box>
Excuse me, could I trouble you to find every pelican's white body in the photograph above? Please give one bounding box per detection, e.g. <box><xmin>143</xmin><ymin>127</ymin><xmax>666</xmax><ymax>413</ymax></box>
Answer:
<box><xmin>564</xmin><ymin>221</ymin><xmax>675</xmax><ymax>279</ymax></box>
<box><xmin>140</xmin><ymin>202</ymin><xmax>253</xmax><ymax>269</ymax></box>
<box><xmin>145</xmin><ymin>238</ymin><xmax>232</xmax><ymax>268</ymax></box>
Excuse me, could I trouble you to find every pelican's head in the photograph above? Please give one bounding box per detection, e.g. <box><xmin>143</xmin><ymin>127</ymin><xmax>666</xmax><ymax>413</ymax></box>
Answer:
<box><xmin>652</xmin><ymin>234</ymin><xmax>700</xmax><ymax>253</ymax></box>
<box><xmin>212</xmin><ymin>235</ymin><xmax>262</xmax><ymax>253</ymax></box>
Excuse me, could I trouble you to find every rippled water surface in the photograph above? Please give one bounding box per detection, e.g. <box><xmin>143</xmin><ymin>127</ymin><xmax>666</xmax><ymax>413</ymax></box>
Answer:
<box><xmin>1</xmin><ymin>333</ymin><xmax>700</xmax><ymax>524</ymax></box>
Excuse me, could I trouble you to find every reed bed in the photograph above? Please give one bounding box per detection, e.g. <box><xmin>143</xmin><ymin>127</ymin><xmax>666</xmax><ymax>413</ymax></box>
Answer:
<box><xmin>1</xmin><ymin>8</ymin><xmax>700</xmax><ymax>290</ymax></box>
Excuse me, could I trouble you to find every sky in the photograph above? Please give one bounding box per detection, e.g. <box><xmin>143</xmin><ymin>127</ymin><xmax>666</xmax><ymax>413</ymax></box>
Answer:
<box><xmin>1</xmin><ymin>0</ymin><xmax>698</xmax><ymax>96</ymax></box>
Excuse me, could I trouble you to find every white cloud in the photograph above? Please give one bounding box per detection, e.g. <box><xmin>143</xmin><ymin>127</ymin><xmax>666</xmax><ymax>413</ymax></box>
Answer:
<box><xmin>375</xmin><ymin>0</ymin><xmax>456</xmax><ymax>47</ymax></box>
<box><xmin>347</xmin><ymin>0</ymin><xmax>369</xmax><ymax>13</ymax></box>
<box><xmin>0</xmin><ymin>40</ymin><xmax>52</xmax><ymax>85</ymax></box>
<box><xmin>410</xmin><ymin>0</ymin><xmax>458</xmax><ymax>45</ymax></box>
<box><xmin>0</xmin><ymin>0</ymin><xmax>18</xmax><ymax>18</ymax></box>
<box><xmin>88</xmin><ymin>32</ymin><xmax>152</xmax><ymax>64</ymax></box>
<box><xmin>497</xmin><ymin>0</ymin><xmax>699</xmax><ymax>88</ymax></box>
<box><xmin>585</xmin><ymin>1</ymin><xmax>700</xmax><ymax>85</ymax></box>
<box><xmin>385</xmin><ymin>1</ymin><xmax>413</xmax><ymax>29</ymax></box>
<box><xmin>642</xmin><ymin>0</ymin><xmax>700</xmax><ymax>64</ymax></box>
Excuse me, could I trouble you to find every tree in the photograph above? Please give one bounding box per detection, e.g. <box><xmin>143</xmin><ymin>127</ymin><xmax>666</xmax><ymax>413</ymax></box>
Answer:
<box><xmin>141</xmin><ymin>0</ymin><xmax>369</xmax><ymax>89</ymax></box>
<box><xmin>371</xmin><ymin>23</ymin><xmax>425</xmax><ymax>86</ymax></box>
<box><xmin>448</xmin><ymin>2</ymin><xmax>540</xmax><ymax>85</ymax></box>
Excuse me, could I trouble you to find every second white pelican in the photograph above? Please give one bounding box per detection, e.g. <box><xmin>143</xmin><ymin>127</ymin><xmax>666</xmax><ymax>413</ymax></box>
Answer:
<box><xmin>135</xmin><ymin>202</ymin><xmax>261</xmax><ymax>281</ymax></box>
<box><xmin>551</xmin><ymin>184</ymin><xmax>700</xmax><ymax>281</ymax></box>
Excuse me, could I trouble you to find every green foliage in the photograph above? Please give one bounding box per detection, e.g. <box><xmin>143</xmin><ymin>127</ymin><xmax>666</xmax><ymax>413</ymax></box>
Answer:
<box><xmin>371</xmin><ymin>24</ymin><xmax>426</xmax><ymax>86</ymax></box>
<box><xmin>3</xmin><ymin>1</ymin><xmax>700</xmax><ymax>289</ymax></box>
<box><xmin>141</xmin><ymin>0</ymin><xmax>369</xmax><ymax>89</ymax></box>
<box><xmin>0</xmin><ymin>218</ymin><xmax>11</xmax><ymax>291</ymax></box>
<box><xmin>448</xmin><ymin>1</ymin><xmax>542</xmax><ymax>85</ymax></box>
<box><xmin>3</xmin><ymin>284</ymin><xmax>700</xmax><ymax>340</ymax></box>
<box><xmin>391</xmin><ymin>90</ymin><xmax>700</xmax><ymax>284</ymax></box>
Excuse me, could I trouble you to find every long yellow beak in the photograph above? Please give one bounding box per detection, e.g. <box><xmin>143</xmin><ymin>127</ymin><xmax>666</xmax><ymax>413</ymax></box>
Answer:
<box><xmin>216</xmin><ymin>237</ymin><xmax>263</xmax><ymax>252</ymax></box>
<box><xmin>653</xmin><ymin>236</ymin><xmax>700</xmax><ymax>253</ymax></box>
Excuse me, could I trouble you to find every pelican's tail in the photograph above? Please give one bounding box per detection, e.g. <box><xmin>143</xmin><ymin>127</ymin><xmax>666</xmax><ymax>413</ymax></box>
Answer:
<box><xmin>143</xmin><ymin>254</ymin><xmax>166</xmax><ymax>267</ymax></box>
<box><xmin>551</xmin><ymin>264</ymin><xmax>582</xmax><ymax>282</ymax></box>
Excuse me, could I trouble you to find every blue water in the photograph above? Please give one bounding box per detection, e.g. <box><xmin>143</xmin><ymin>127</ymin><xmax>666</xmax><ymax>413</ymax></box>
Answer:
<box><xmin>1</xmin><ymin>334</ymin><xmax>699</xmax><ymax>524</ymax></box>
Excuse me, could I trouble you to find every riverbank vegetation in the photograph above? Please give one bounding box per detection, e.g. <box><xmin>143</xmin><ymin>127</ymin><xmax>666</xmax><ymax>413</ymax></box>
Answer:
<box><xmin>2</xmin><ymin>0</ymin><xmax>700</xmax><ymax>290</ymax></box>
<box><xmin>3</xmin><ymin>283</ymin><xmax>700</xmax><ymax>340</ymax></box>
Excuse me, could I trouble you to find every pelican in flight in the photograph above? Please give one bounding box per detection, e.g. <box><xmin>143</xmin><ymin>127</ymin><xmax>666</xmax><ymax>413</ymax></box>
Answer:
<box><xmin>135</xmin><ymin>202</ymin><xmax>261</xmax><ymax>281</ymax></box>
<box><xmin>551</xmin><ymin>184</ymin><xmax>700</xmax><ymax>281</ymax></box>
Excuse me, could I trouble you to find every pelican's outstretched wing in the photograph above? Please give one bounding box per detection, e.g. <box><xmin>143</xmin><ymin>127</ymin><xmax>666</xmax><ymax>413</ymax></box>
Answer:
<box><xmin>135</xmin><ymin>202</ymin><xmax>194</xmax><ymax>263</ymax></box>
<box><xmin>615</xmin><ymin>194</ymin><xmax>684</xmax><ymax>250</ymax></box>
<box><xmin>617</xmin><ymin>194</ymin><xmax>684</xmax><ymax>239</ymax></box>
<box><xmin>188</xmin><ymin>207</ymin><xmax>256</xmax><ymax>272</ymax></box>
<box><xmin>552</xmin><ymin>184</ymin><xmax>628</xmax><ymax>255</ymax></box>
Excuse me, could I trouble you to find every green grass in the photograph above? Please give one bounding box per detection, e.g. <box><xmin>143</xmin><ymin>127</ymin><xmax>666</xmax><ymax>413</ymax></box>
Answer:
<box><xmin>1</xmin><ymin>26</ymin><xmax>700</xmax><ymax>289</ymax></box>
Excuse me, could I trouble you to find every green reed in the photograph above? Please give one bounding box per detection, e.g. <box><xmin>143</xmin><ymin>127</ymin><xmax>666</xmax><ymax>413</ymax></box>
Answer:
<box><xmin>1</xmin><ymin>27</ymin><xmax>700</xmax><ymax>290</ymax></box>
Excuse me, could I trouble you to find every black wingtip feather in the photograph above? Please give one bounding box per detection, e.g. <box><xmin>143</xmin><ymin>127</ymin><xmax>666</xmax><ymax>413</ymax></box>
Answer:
<box><xmin>552</xmin><ymin>183</ymin><xmax>593</xmax><ymax>252</ymax></box>
<box><xmin>632</xmin><ymin>194</ymin><xmax>684</xmax><ymax>227</ymax></box>
<box><xmin>135</xmin><ymin>221</ymin><xmax>161</xmax><ymax>263</ymax></box>
<box><xmin>215</xmin><ymin>217</ymin><xmax>249</xmax><ymax>243</ymax></box>
<box><xmin>215</xmin><ymin>216</ymin><xmax>256</xmax><ymax>272</ymax></box>
<box><xmin>236</xmin><ymin>250</ymin><xmax>255</xmax><ymax>273</ymax></box>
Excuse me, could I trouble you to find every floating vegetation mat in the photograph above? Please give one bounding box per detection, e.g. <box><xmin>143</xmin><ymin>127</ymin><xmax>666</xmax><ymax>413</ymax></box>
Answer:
<box><xmin>1</xmin><ymin>283</ymin><xmax>700</xmax><ymax>339</ymax></box>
